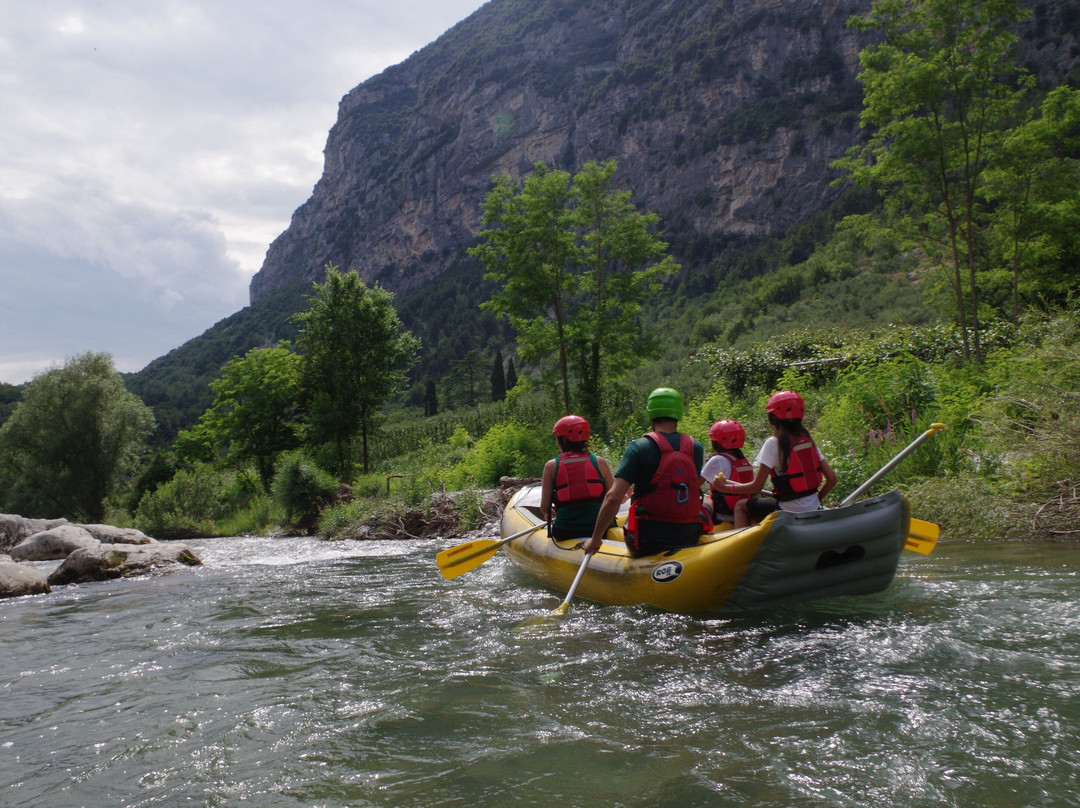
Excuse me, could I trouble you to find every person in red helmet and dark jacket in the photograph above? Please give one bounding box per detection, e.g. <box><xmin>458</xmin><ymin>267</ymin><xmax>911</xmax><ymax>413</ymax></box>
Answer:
<box><xmin>583</xmin><ymin>388</ymin><xmax>706</xmax><ymax>557</ymax></box>
<box><xmin>540</xmin><ymin>415</ymin><xmax>614</xmax><ymax>540</ymax></box>
<box><xmin>700</xmin><ymin>419</ymin><xmax>755</xmax><ymax>525</ymax></box>
<box><xmin>713</xmin><ymin>390</ymin><xmax>837</xmax><ymax>528</ymax></box>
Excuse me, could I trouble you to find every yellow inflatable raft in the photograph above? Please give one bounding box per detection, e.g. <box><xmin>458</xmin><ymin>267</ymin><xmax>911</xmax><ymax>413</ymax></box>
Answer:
<box><xmin>501</xmin><ymin>483</ymin><xmax>911</xmax><ymax>613</ymax></box>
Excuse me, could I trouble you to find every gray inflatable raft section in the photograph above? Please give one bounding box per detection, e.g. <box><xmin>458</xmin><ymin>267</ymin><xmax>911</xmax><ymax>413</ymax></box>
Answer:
<box><xmin>722</xmin><ymin>489</ymin><xmax>909</xmax><ymax>613</ymax></box>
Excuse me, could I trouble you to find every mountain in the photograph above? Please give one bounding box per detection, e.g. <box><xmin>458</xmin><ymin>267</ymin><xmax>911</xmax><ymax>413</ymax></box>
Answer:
<box><xmin>249</xmin><ymin>0</ymin><xmax>873</xmax><ymax>304</ymax></box>
<box><xmin>127</xmin><ymin>0</ymin><xmax>1080</xmax><ymax>441</ymax></box>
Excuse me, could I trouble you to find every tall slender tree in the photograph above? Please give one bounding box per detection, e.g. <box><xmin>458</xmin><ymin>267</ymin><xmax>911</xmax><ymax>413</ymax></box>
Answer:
<box><xmin>490</xmin><ymin>348</ymin><xmax>507</xmax><ymax>402</ymax></box>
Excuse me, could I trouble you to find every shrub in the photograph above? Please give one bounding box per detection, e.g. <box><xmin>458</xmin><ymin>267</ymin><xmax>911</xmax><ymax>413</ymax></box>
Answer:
<box><xmin>272</xmin><ymin>450</ymin><xmax>340</xmax><ymax>529</ymax></box>
<box><xmin>135</xmin><ymin>464</ymin><xmax>231</xmax><ymax>540</ymax></box>
<box><xmin>448</xmin><ymin>421</ymin><xmax>549</xmax><ymax>489</ymax></box>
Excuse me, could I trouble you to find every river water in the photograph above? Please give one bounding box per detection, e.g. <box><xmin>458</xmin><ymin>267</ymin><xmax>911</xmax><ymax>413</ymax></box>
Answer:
<box><xmin>2</xmin><ymin>533</ymin><xmax>1079</xmax><ymax>808</ymax></box>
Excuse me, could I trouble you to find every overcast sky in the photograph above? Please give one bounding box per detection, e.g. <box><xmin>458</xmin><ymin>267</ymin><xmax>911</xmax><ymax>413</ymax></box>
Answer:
<box><xmin>0</xmin><ymin>0</ymin><xmax>489</xmax><ymax>385</ymax></box>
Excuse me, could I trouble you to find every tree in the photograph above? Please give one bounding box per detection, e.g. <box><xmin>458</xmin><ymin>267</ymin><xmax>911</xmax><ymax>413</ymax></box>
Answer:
<box><xmin>506</xmin><ymin>357</ymin><xmax>518</xmax><ymax>391</ymax></box>
<box><xmin>490</xmin><ymin>348</ymin><xmax>507</xmax><ymax>402</ymax></box>
<box><xmin>836</xmin><ymin>0</ymin><xmax>1031</xmax><ymax>362</ymax></box>
<box><xmin>293</xmin><ymin>265</ymin><xmax>420</xmax><ymax>478</ymax></box>
<box><xmin>446</xmin><ymin>349</ymin><xmax>485</xmax><ymax>409</ymax></box>
<box><xmin>173</xmin><ymin>343</ymin><xmax>303</xmax><ymax>492</ymax></box>
<box><xmin>0</xmin><ymin>352</ymin><xmax>155</xmax><ymax>521</ymax></box>
<box><xmin>425</xmin><ymin>380</ymin><xmax>439</xmax><ymax>417</ymax></box>
<box><xmin>981</xmin><ymin>86</ymin><xmax>1080</xmax><ymax>324</ymax></box>
<box><xmin>470</xmin><ymin>160</ymin><xmax>677</xmax><ymax>423</ymax></box>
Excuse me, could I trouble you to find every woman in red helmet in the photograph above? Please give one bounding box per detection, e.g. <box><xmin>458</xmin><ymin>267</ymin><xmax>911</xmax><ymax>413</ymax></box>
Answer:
<box><xmin>700</xmin><ymin>419</ymin><xmax>755</xmax><ymax>525</ymax></box>
<box><xmin>540</xmin><ymin>415</ymin><xmax>614</xmax><ymax>540</ymax></box>
<box><xmin>713</xmin><ymin>391</ymin><xmax>837</xmax><ymax>528</ymax></box>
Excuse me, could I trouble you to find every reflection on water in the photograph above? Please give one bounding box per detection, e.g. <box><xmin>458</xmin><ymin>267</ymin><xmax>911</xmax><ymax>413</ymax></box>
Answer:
<box><xmin>2</xmin><ymin>536</ymin><xmax>1079</xmax><ymax>807</ymax></box>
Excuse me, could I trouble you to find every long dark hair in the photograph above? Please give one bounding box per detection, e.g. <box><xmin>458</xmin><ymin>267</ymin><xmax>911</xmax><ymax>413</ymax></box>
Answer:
<box><xmin>557</xmin><ymin>436</ymin><xmax>589</xmax><ymax>454</ymax></box>
<box><xmin>768</xmin><ymin>412</ymin><xmax>811</xmax><ymax>472</ymax></box>
<box><xmin>710</xmin><ymin>441</ymin><xmax>746</xmax><ymax>460</ymax></box>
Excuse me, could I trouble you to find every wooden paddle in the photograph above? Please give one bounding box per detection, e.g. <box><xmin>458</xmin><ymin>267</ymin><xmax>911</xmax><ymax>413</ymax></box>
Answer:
<box><xmin>905</xmin><ymin>517</ymin><xmax>940</xmax><ymax>555</ymax></box>
<box><xmin>435</xmin><ymin>523</ymin><xmax>544</xmax><ymax>580</ymax></box>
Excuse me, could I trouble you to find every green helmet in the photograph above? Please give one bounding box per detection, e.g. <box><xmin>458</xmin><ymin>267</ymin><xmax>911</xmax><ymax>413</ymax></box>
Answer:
<box><xmin>646</xmin><ymin>387</ymin><xmax>683</xmax><ymax>420</ymax></box>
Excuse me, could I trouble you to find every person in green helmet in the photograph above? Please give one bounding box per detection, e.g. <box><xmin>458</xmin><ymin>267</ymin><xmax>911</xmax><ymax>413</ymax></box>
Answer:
<box><xmin>582</xmin><ymin>387</ymin><xmax>706</xmax><ymax>557</ymax></box>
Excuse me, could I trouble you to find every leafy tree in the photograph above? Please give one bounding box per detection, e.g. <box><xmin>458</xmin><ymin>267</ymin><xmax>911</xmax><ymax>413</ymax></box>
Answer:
<box><xmin>837</xmin><ymin>0</ymin><xmax>1031</xmax><ymax>362</ymax></box>
<box><xmin>981</xmin><ymin>86</ymin><xmax>1080</xmax><ymax>324</ymax></box>
<box><xmin>293</xmin><ymin>265</ymin><xmax>420</xmax><ymax>478</ymax></box>
<box><xmin>490</xmin><ymin>348</ymin><xmax>507</xmax><ymax>402</ymax></box>
<box><xmin>174</xmin><ymin>343</ymin><xmax>303</xmax><ymax>492</ymax></box>
<box><xmin>471</xmin><ymin>160</ymin><xmax>677</xmax><ymax>423</ymax></box>
<box><xmin>0</xmin><ymin>352</ymin><xmax>154</xmax><ymax>521</ymax></box>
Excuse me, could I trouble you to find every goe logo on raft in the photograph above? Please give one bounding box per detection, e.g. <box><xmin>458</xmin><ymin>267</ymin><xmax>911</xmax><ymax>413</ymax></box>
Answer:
<box><xmin>651</xmin><ymin>561</ymin><xmax>683</xmax><ymax>583</ymax></box>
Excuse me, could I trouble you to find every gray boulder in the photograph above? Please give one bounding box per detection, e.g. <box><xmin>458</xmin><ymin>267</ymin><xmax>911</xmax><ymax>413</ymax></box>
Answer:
<box><xmin>11</xmin><ymin>525</ymin><xmax>100</xmax><ymax>561</ymax></box>
<box><xmin>0</xmin><ymin>561</ymin><xmax>51</xmax><ymax>598</ymax></box>
<box><xmin>79</xmin><ymin>523</ymin><xmax>155</xmax><ymax>545</ymax></box>
<box><xmin>0</xmin><ymin>514</ymin><xmax>70</xmax><ymax>552</ymax></box>
<box><xmin>47</xmin><ymin>542</ymin><xmax>202</xmax><ymax>586</ymax></box>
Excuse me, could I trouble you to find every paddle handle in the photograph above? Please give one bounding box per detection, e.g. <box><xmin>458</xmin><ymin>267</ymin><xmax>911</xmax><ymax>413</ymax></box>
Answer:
<box><xmin>840</xmin><ymin>423</ymin><xmax>946</xmax><ymax>507</ymax></box>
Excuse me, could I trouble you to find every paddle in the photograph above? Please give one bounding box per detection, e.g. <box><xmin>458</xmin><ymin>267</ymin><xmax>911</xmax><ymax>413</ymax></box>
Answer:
<box><xmin>839</xmin><ymin>422</ymin><xmax>947</xmax><ymax>507</ymax></box>
<box><xmin>905</xmin><ymin>517</ymin><xmax>940</xmax><ymax>555</ymax></box>
<box><xmin>436</xmin><ymin>523</ymin><xmax>544</xmax><ymax>580</ymax></box>
<box><xmin>547</xmin><ymin>552</ymin><xmax>592</xmax><ymax>618</ymax></box>
<box><xmin>835</xmin><ymin>423</ymin><xmax>946</xmax><ymax>556</ymax></box>
<box><xmin>516</xmin><ymin>551</ymin><xmax>593</xmax><ymax>629</ymax></box>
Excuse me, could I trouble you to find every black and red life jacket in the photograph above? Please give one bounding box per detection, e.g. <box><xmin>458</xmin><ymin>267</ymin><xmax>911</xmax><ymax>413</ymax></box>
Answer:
<box><xmin>553</xmin><ymin>452</ymin><xmax>605</xmax><ymax>507</ymax></box>
<box><xmin>708</xmin><ymin>451</ymin><xmax>754</xmax><ymax>513</ymax></box>
<box><xmin>631</xmin><ymin>432</ymin><xmax>702</xmax><ymax>524</ymax></box>
<box><xmin>769</xmin><ymin>437</ymin><xmax>823</xmax><ymax>501</ymax></box>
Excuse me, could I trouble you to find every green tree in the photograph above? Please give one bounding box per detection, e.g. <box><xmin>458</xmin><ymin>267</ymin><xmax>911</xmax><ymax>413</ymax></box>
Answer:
<box><xmin>837</xmin><ymin>0</ymin><xmax>1031</xmax><ymax>362</ymax></box>
<box><xmin>981</xmin><ymin>86</ymin><xmax>1080</xmax><ymax>324</ymax></box>
<box><xmin>424</xmin><ymin>379</ymin><xmax>439</xmax><ymax>417</ymax></box>
<box><xmin>490</xmin><ymin>348</ymin><xmax>507</xmax><ymax>402</ymax></box>
<box><xmin>471</xmin><ymin>160</ymin><xmax>677</xmax><ymax>423</ymax></box>
<box><xmin>174</xmin><ymin>343</ymin><xmax>303</xmax><ymax>492</ymax></box>
<box><xmin>293</xmin><ymin>265</ymin><xmax>420</xmax><ymax>478</ymax></box>
<box><xmin>0</xmin><ymin>352</ymin><xmax>155</xmax><ymax>521</ymax></box>
<box><xmin>446</xmin><ymin>348</ymin><xmax>485</xmax><ymax>409</ymax></box>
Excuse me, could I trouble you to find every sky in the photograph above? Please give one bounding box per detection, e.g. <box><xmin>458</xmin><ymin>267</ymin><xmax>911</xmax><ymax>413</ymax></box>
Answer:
<box><xmin>0</xmin><ymin>0</ymin><xmax>489</xmax><ymax>385</ymax></box>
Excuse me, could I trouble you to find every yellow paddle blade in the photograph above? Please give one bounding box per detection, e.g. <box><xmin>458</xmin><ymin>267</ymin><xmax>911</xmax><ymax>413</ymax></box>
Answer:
<box><xmin>905</xmin><ymin>517</ymin><xmax>940</xmax><ymax>555</ymax></box>
<box><xmin>436</xmin><ymin>539</ymin><xmax>501</xmax><ymax>580</ymax></box>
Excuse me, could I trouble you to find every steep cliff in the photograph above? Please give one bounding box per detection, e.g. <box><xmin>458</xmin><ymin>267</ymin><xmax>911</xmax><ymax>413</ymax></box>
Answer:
<box><xmin>249</xmin><ymin>0</ymin><xmax>875</xmax><ymax>304</ymax></box>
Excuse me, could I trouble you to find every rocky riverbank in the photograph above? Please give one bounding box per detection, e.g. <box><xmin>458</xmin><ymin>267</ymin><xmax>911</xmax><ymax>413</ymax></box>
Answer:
<box><xmin>0</xmin><ymin>514</ymin><xmax>202</xmax><ymax>600</ymax></box>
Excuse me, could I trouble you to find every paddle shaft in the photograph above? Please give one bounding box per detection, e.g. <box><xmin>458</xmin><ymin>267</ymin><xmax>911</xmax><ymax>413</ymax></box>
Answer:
<box><xmin>548</xmin><ymin>552</ymin><xmax>592</xmax><ymax>617</ymax></box>
<box><xmin>839</xmin><ymin>423</ymin><xmax>946</xmax><ymax>507</ymax></box>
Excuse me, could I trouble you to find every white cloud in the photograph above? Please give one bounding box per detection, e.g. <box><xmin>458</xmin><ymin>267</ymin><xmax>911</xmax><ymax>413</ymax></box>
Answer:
<box><xmin>0</xmin><ymin>0</ymin><xmax>488</xmax><ymax>384</ymax></box>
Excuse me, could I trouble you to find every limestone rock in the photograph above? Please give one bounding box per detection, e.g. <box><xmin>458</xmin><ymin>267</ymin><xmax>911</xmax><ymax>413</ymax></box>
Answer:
<box><xmin>47</xmin><ymin>542</ymin><xmax>203</xmax><ymax>586</ymax></box>
<box><xmin>79</xmin><ymin>523</ymin><xmax>155</xmax><ymax>545</ymax></box>
<box><xmin>0</xmin><ymin>561</ymin><xmax>51</xmax><ymax>598</ymax></box>
<box><xmin>0</xmin><ymin>514</ymin><xmax>70</xmax><ymax>553</ymax></box>
<box><xmin>10</xmin><ymin>525</ymin><xmax>100</xmax><ymax>561</ymax></box>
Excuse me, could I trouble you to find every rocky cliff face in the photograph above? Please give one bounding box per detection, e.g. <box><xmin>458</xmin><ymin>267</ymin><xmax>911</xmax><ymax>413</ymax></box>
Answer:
<box><xmin>249</xmin><ymin>0</ymin><xmax>876</xmax><ymax>303</ymax></box>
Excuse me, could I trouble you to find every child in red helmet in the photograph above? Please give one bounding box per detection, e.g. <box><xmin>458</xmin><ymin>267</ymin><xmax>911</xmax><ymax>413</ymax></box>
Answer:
<box><xmin>700</xmin><ymin>419</ymin><xmax>755</xmax><ymax>526</ymax></box>
<box><xmin>540</xmin><ymin>415</ymin><xmax>614</xmax><ymax>540</ymax></box>
<box><xmin>713</xmin><ymin>391</ymin><xmax>837</xmax><ymax>528</ymax></box>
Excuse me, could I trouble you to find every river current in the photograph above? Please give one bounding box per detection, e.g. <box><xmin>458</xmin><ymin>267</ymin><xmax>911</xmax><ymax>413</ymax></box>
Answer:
<box><xmin>2</xmin><ymin>533</ymin><xmax>1079</xmax><ymax>808</ymax></box>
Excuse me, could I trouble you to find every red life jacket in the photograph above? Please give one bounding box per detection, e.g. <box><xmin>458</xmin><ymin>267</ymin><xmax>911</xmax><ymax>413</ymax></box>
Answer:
<box><xmin>708</xmin><ymin>451</ymin><xmax>754</xmax><ymax>513</ymax></box>
<box><xmin>632</xmin><ymin>432</ymin><xmax>702</xmax><ymax>524</ymax></box>
<box><xmin>769</xmin><ymin>437</ymin><xmax>823</xmax><ymax>501</ymax></box>
<box><xmin>553</xmin><ymin>452</ymin><xmax>605</xmax><ymax>506</ymax></box>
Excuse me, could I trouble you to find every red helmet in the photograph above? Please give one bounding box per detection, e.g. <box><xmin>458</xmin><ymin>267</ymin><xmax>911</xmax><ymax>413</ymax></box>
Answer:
<box><xmin>552</xmin><ymin>415</ymin><xmax>590</xmax><ymax>442</ymax></box>
<box><xmin>766</xmin><ymin>390</ymin><xmax>805</xmax><ymax>420</ymax></box>
<box><xmin>708</xmin><ymin>419</ymin><xmax>746</xmax><ymax>449</ymax></box>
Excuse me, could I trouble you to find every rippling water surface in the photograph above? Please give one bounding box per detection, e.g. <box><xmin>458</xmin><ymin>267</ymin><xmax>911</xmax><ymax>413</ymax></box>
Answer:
<box><xmin>3</xmin><ymin>534</ymin><xmax>1079</xmax><ymax>807</ymax></box>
